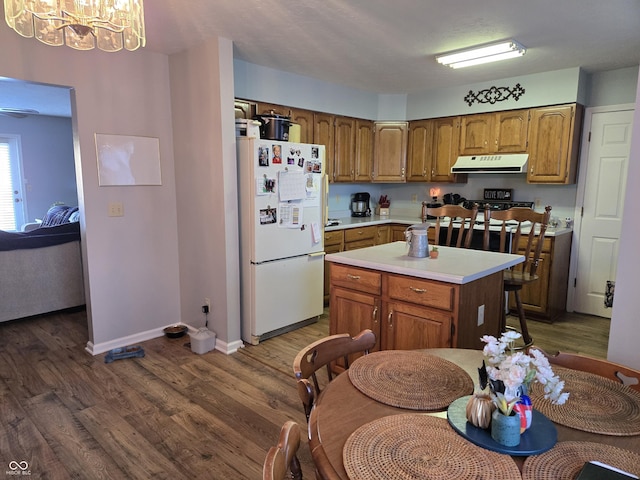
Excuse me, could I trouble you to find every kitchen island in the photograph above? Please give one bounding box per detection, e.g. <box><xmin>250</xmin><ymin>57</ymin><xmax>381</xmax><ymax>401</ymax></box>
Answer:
<box><xmin>326</xmin><ymin>241</ymin><xmax>524</xmax><ymax>351</ymax></box>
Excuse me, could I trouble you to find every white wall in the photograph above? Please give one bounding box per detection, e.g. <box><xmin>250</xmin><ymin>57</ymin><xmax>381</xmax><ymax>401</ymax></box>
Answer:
<box><xmin>170</xmin><ymin>38</ymin><xmax>242</xmax><ymax>352</ymax></box>
<box><xmin>0</xmin><ymin>114</ymin><xmax>77</xmax><ymax>222</ymax></box>
<box><xmin>0</xmin><ymin>27</ymin><xmax>181</xmax><ymax>351</ymax></box>
<box><xmin>607</xmin><ymin>69</ymin><xmax>640</xmax><ymax>369</ymax></box>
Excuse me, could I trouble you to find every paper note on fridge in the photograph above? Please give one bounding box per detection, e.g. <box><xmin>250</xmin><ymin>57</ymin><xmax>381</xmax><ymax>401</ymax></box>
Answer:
<box><xmin>278</xmin><ymin>170</ymin><xmax>306</xmax><ymax>201</ymax></box>
<box><xmin>278</xmin><ymin>202</ymin><xmax>304</xmax><ymax>228</ymax></box>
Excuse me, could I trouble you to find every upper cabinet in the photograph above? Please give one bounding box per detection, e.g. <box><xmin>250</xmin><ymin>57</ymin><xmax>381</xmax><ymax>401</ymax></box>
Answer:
<box><xmin>333</xmin><ymin>116</ymin><xmax>357</xmax><ymax>182</ymax></box>
<box><xmin>289</xmin><ymin>107</ymin><xmax>315</xmax><ymax>144</ymax></box>
<box><xmin>237</xmin><ymin>99</ymin><xmax>582</xmax><ymax>185</ymax></box>
<box><xmin>372</xmin><ymin>122</ymin><xmax>408</xmax><ymax>183</ymax></box>
<box><xmin>355</xmin><ymin>120</ymin><xmax>374</xmax><ymax>182</ymax></box>
<box><xmin>407</xmin><ymin>119</ymin><xmax>433</xmax><ymax>182</ymax></box>
<box><xmin>431</xmin><ymin>117</ymin><xmax>464</xmax><ymax>183</ymax></box>
<box><xmin>459</xmin><ymin>110</ymin><xmax>529</xmax><ymax>155</ymax></box>
<box><xmin>527</xmin><ymin>104</ymin><xmax>583</xmax><ymax>184</ymax></box>
<box><xmin>314</xmin><ymin>113</ymin><xmax>335</xmax><ymax>181</ymax></box>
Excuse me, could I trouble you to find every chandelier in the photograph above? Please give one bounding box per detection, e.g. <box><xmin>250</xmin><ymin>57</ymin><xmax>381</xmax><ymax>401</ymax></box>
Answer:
<box><xmin>4</xmin><ymin>0</ymin><xmax>146</xmax><ymax>52</ymax></box>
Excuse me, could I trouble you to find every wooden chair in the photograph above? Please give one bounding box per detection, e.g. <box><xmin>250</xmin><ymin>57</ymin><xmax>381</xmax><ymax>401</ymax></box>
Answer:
<box><xmin>426</xmin><ymin>203</ymin><xmax>479</xmax><ymax>249</ymax></box>
<box><xmin>489</xmin><ymin>205</ymin><xmax>552</xmax><ymax>348</ymax></box>
<box><xmin>293</xmin><ymin>329</ymin><xmax>376</xmax><ymax>421</ymax></box>
<box><xmin>263</xmin><ymin>420</ymin><xmax>303</xmax><ymax>480</ymax></box>
<box><xmin>530</xmin><ymin>347</ymin><xmax>640</xmax><ymax>393</ymax></box>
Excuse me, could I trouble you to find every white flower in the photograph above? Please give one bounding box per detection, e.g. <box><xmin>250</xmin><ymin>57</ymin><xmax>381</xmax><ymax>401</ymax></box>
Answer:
<box><xmin>481</xmin><ymin>331</ymin><xmax>569</xmax><ymax>407</ymax></box>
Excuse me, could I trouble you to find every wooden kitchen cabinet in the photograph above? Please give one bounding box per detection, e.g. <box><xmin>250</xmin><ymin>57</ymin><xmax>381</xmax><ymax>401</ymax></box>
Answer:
<box><xmin>333</xmin><ymin>116</ymin><xmax>357</xmax><ymax>182</ymax></box>
<box><xmin>391</xmin><ymin>224</ymin><xmax>408</xmax><ymax>242</ymax></box>
<box><xmin>355</xmin><ymin>120</ymin><xmax>374</xmax><ymax>182</ymax></box>
<box><xmin>375</xmin><ymin>225</ymin><xmax>390</xmax><ymax>245</ymax></box>
<box><xmin>458</xmin><ymin>110</ymin><xmax>529</xmax><ymax>155</ymax></box>
<box><xmin>430</xmin><ymin>116</ymin><xmax>466</xmax><ymax>183</ymax></box>
<box><xmin>508</xmin><ymin>233</ymin><xmax>572</xmax><ymax>322</ymax></box>
<box><xmin>329</xmin><ymin>263</ymin><xmax>504</xmax><ymax>350</ymax></box>
<box><xmin>289</xmin><ymin>107</ymin><xmax>315</xmax><ymax>143</ymax></box>
<box><xmin>330</xmin><ymin>264</ymin><xmax>382</xmax><ymax>349</ymax></box>
<box><xmin>407</xmin><ymin>119</ymin><xmax>433</xmax><ymax>182</ymax></box>
<box><xmin>372</xmin><ymin>122</ymin><xmax>408</xmax><ymax>182</ymax></box>
<box><xmin>527</xmin><ymin>103</ymin><xmax>583</xmax><ymax>184</ymax></box>
<box><xmin>344</xmin><ymin>226</ymin><xmax>377</xmax><ymax>250</ymax></box>
<box><xmin>256</xmin><ymin>102</ymin><xmax>289</xmax><ymax>116</ymax></box>
<box><xmin>324</xmin><ymin>230</ymin><xmax>345</xmax><ymax>303</ymax></box>
<box><xmin>314</xmin><ymin>112</ymin><xmax>336</xmax><ymax>181</ymax></box>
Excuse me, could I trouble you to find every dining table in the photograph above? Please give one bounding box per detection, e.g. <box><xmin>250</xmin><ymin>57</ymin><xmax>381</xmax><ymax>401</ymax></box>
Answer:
<box><xmin>308</xmin><ymin>348</ymin><xmax>640</xmax><ymax>480</ymax></box>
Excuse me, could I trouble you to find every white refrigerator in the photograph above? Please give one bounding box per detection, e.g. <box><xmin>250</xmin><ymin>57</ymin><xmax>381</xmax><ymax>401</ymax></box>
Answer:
<box><xmin>236</xmin><ymin>137</ymin><xmax>326</xmax><ymax>345</ymax></box>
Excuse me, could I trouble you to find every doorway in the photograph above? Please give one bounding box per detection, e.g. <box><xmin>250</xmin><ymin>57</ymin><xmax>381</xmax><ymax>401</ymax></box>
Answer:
<box><xmin>569</xmin><ymin>105</ymin><xmax>635</xmax><ymax>317</ymax></box>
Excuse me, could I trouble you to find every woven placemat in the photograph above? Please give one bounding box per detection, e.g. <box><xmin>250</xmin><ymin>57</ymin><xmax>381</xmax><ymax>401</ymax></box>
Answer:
<box><xmin>348</xmin><ymin>351</ymin><xmax>473</xmax><ymax>410</ymax></box>
<box><xmin>343</xmin><ymin>414</ymin><xmax>521</xmax><ymax>480</ymax></box>
<box><xmin>522</xmin><ymin>441</ymin><xmax>640</xmax><ymax>480</ymax></box>
<box><xmin>529</xmin><ymin>366</ymin><xmax>640</xmax><ymax>436</ymax></box>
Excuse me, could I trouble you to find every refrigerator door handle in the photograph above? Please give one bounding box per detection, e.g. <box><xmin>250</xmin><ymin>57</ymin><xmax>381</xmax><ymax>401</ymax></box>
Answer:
<box><xmin>308</xmin><ymin>252</ymin><xmax>325</xmax><ymax>258</ymax></box>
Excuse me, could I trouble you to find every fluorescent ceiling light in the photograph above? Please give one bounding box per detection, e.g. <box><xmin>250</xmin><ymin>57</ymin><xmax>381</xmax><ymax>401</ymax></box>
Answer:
<box><xmin>436</xmin><ymin>40</ymin><xmax>526</xmax><ymax>69</ymax></box>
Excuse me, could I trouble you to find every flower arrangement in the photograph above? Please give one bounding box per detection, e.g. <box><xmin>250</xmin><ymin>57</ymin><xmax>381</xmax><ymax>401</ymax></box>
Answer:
<box><xmin>480</xmin><ymin>331</ymin><xmax>569</xmax><ymax>415</ymax></box>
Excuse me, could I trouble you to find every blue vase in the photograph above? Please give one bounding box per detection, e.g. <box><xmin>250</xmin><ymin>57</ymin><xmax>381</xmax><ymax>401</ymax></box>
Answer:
<box><xmin>491</xmin><ymin>409</ymin><xmax>521</xmax><ymax>447</ymax></box>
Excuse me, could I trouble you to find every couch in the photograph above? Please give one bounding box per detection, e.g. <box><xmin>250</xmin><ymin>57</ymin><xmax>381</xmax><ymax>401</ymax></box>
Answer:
<box><xmin>0</xmin><ymin>205</ymin><xmax>85</xmax><ymax>323</ymax></box>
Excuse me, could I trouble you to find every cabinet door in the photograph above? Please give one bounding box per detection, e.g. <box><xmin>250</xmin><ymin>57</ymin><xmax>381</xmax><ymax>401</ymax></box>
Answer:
<box><xmin>256</xmin><ymin>102</ymin><xmax>289</xmax><ymax>116</ymax></box>
<box><xmin>290</xmin><ymin>107</ymin><xmax>315</xmax><ymax>144</ymax></box>
<box><xmin>508</xmin><ymin>252</ymin><xmax>550</xmax><ymax>315</ymax></box>
<box><xmin>383</xmin><ymin>301</ymin><xmax>452</xmax><ymax>350</ymax></box>
<box><xmin>391</xmin><ymin>224</ymin><xmax>408</xmax><ymax>242</ymax></box>
<box><xmin>234</xmin><ymin>99</ymin><xmax>256</xmax><ymax>119</ymax></box>
<box><xmin>330</xmin><ymin>286</ymin><xmax>381</xmax><ymax>348</ymax></box>
<box><xmin>527</xmin><ymin>104</ymin><xmax>581</xmax><ymax>184</ymax></box>
<box><xmin>354</xmin><ymin>119</ymin><xmax>374</xmax><ymax>182</ymax></box>
<box><xmin>333</xmin><ymin>116</ymin><xmax>356</xmax><ymax>182</ymax></box>
<box><xmin>494</xmin><ymin>109</ymin><xmax>529</xmax><ymax>153</ymax></box>
<box><xmin>372</xmin><ymin>122</ymin><xmax>408</xmax><ymax>183</ymax></box>
<box><xmin>375</xmin><ymin>225</ymin><xmax>390</xmax><ymax>245</ymax></box>
<box><xmin>324</xmin><ymin>243</ymin><xmax>343</xmax><ymax>303</ymax></box>
<box><xmin>314</xmin><ymin>113</ymin><xmax>335</xmax><ymax>182</ymax></box>
<box><xmin>430</xmin><ymin>117</ymin><xmax>463</xmax><ymax>183</ymax></box>
<box><xmin>407</xmin><ymin>120</ymin><xmax>433</xmax><ymax>182</ymax></box>
<box><xmin>459</xmin><ymin>114</ymin><xmax>493</xmax><ymax>155</ymax></box>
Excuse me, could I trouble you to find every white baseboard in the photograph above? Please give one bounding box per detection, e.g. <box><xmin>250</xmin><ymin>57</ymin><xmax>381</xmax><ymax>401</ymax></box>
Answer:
<box><xmin>85</xmin><ymin>323</ymin><xmax>244</xmax><ymax>356</ymax></box>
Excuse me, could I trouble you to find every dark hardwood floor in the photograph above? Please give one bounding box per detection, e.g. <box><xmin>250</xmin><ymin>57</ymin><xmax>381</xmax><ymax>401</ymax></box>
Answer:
<box><xmin>0</xmin><ymin>307</ymin><xmax>609</xmax><ymax>479</ymax></box>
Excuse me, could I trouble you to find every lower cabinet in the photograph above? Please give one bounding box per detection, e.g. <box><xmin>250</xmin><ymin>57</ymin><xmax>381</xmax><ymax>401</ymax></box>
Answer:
<box><xmin>508</xmin><ymin>233</ymin><xmax>572</xmax><ymax>322</ymax></box>
<box><xmin>329</xmin><ymin>263</ymin><xmax>504</xmax><ymax>352</ymax></box>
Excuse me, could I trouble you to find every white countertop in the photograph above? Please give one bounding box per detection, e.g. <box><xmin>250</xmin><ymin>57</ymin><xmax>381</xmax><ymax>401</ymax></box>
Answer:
<box><xmin>325</xmin><ymin>241</ymin><xmax>524</xmax><ymax>285</ymax></box>
<box><xmin>325</xmin><ymin>214</ymin><xmax>572</xmax><ymax>237</ymax></box>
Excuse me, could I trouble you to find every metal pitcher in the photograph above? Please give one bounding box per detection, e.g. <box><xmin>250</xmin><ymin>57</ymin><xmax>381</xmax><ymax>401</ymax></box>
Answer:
<box><xmin>405</xmin><ymin>224</ymin><xmax>430</xmax><ymax>258</ymax></box>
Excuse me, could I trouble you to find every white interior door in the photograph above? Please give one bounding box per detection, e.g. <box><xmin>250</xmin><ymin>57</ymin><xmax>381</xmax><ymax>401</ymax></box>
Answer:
<box><xmin>573</xmin><ymin>108</ymin><xmax>634</xmax><ymax>317</ymax></box>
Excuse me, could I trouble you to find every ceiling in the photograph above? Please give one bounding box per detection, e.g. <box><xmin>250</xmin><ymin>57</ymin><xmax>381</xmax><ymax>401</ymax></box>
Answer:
<box><xmin>2</xmin><ymin>0</ymin><xmax>640</xmax><ymax>117</ymax></box>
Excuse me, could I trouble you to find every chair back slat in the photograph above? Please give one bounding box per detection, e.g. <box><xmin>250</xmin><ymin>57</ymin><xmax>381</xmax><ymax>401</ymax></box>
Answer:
<box><xmin>293</xmin><ymin>329</ymin><xmax>376</xmax><ymax>421</ymax></box>
<box><xmin>263</xmin><ymin>421</ymin><xmax>303</xmax><ymax>480</ymax></box>
<box><xmin>426</xmin><ymin>204</ymin><xmax>479</xmax><ymax>249</ymax></box>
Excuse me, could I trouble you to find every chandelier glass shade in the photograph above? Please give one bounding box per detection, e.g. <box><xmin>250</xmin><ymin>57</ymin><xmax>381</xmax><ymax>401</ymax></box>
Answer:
<box><xmin>4</xmin><ymin>0</ymin><xmax>146</xmax><ymax>52</ymax></box>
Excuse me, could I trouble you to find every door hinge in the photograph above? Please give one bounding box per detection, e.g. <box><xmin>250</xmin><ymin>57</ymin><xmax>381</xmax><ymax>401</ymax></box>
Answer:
<box><xmin>588</xmin><ymin>131</ymin><xmax>591</xmax><ymax>142</ymax></box>
<box><xmin>581</xmin><ymin>206</ymin><xmax>584</xmax><ymax>217</ymax></box>
<box><xmin>450</xmin><ymin>322</ymin><xmax>455</xmax><ymax>337</ymax></box>
<box><xmin>574</xmin><ymin>278</ymin><xmax>577</xmax><ymax>288</ymax></box>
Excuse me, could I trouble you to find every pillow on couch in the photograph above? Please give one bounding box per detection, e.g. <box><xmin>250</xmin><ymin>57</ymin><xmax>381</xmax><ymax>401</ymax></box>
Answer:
<box><xmin>41</xmin><ymin>205</ymin><xmax>79</xmax><ymax>227</ymax></box>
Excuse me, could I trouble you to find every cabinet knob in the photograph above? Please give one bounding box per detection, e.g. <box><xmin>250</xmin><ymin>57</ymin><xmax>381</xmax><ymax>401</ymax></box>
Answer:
<box><xmin>346</xmin><ymin>273</ymin><xmax>361</xmax><ymax>280</ymax></box>
<box><xmin>372</xmin><ymin>306</ymin><xmax>378</xmax><ymax>323</ymax></box>
<box><xmin>387</xmin><ymin>311</ymin><xmax>393</xmax><ymax>327</ymax></box>
<box><xmin>409</xmin><ymin>286</ymin><xmax>427</xmax><ymax>294</ymax></box>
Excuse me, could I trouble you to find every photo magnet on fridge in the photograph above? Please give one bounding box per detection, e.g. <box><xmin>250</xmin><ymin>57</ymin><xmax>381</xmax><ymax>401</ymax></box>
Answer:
<box><xmin>272</xmin><ymin>144</ymin><xmax>282</xmax><ymax>164</ymax></box>
<box><xmin>258</xmin><ymin>146</ymin><xmax>270</xmax><ymax>166</ymax></box>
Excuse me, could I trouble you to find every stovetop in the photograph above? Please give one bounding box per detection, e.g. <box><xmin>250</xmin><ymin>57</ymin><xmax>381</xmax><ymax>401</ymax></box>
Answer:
<box><xmin>464</xmin><ymin>200</ymin><xmax>534</xmax><ymax>211</ymax></box>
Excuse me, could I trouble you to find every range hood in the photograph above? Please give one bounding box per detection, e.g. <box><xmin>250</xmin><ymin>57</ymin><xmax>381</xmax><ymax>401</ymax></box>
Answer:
<box><xmin>451</xmin><ymin>154</ymin><xmax>528</xmax><ymax>174</ymax></box>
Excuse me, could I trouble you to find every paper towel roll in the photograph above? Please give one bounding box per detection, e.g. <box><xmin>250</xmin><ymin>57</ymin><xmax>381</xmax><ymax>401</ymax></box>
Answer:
<box><xmin>288</xmin><ymin>123</ymin><xmax>301</xmax><ymax>143</ymax></box>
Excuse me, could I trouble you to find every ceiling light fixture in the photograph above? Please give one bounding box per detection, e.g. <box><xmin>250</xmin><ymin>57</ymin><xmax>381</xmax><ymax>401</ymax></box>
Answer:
<box><xmin>4</xmin><ymin>0</ymin><xmax>145</xmax><ymax>52</ymax></box>
<box><xmin>436</xmin><ymin>40</ymin><xmax>526</xmax><ymax>69</ymax></box>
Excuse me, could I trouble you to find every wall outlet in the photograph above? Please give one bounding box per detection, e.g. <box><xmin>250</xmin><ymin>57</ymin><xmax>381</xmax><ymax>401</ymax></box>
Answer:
<box><xmin>336</xmin><ymin>194</ymin><xmax>340</xmax><ymax>203</ymax></box>
<box><xmin>477</xmin><ymin>304</ymin><xmax>485</xmax><ymax>326</ymax></box>
<box><xmin>411</xmin><ymin>194</ymin><xmax>418</xmax><ymax>203</ymax></box>
<box><xmin>108</xmin><ymin>202</ymin><xmax>124</xmax><ymax>217</ymax></box>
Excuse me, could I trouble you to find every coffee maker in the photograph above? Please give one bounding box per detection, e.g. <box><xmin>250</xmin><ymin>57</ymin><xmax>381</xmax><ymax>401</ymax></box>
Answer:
<box><xmin>351</xmin><ymin>192</ymin><xmax>371</xmax><ymax>217</ymax></box>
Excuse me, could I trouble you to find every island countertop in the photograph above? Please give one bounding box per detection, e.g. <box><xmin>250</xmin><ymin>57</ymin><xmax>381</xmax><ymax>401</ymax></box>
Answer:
<box><xmin>325</xmin><ymin>241</ymin><xmax>524</xmax><ymax>285</ymax></box>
